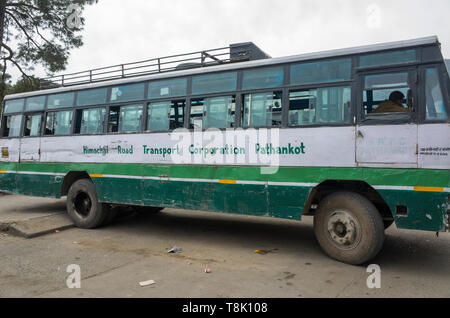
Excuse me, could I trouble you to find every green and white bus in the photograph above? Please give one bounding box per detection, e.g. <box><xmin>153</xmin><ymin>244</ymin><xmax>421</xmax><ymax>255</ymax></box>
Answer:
<box><xmin>1</xmin><ymin>36</ymin><xmax>449</xmax><ymax>265</ymax></box>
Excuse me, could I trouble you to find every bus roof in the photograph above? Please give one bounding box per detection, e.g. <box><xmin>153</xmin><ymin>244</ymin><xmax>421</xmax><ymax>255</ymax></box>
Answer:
<box><xmin>4</xmin><ymin>35</ymin><xmax>440</xmax><ymax>101</ymax></box>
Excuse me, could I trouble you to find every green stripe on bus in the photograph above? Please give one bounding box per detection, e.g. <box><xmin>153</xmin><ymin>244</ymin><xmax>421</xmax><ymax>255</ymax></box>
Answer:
<box><xmin>0</xmin><ymin>162</ymin><xmax>449</xmax><ymax>188</ymax></box>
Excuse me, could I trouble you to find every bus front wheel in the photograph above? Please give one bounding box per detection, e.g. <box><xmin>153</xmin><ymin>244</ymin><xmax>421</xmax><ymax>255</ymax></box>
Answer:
<box><xmin>66</xmin><ymin>179</ymin><xmax>107</xmax><ymax>229</ymax></box>
<box><xmin>313</xmin><ymin>191</ymin><xmax>385</xmax><ymax>265</ymax></box>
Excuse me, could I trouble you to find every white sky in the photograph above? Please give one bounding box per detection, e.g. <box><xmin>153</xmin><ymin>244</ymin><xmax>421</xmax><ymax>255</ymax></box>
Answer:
<box><xmin>9</xmin><ymin>0</ymin><xmax>450</xmax><ymax>80</ymax></box>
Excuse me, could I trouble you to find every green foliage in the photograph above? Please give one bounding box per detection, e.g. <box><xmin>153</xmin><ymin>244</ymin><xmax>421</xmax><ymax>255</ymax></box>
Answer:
<box><xmin>0</xmin><ymin>0</ymin><xmax>98</xmax><ymax>103</ymax></box>
<box><xmin>1</xmin><ymin>0</ymin><xmax>98</xmax><ymax>73</ymax></box>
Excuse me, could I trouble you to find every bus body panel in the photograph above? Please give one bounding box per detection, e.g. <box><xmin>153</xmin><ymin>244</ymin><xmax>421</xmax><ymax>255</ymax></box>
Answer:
<box><xmin>356</xmin><ymin>124</ymin><xmax>418</xmax><ymax>167</ymax></box>
<box><xmin>418</xmin><ymin>123</ymin><xmax>450</xmax><ymax>169</ymax></box>
<box><xmin>0</xmin><ymin>160</ymin><xmax>448</xmax><ymax>231</ymax></box>
<box><xmin>19</xmin><ymin>137</ymin><xmax>41</xmax><ymax>162</ymax></box>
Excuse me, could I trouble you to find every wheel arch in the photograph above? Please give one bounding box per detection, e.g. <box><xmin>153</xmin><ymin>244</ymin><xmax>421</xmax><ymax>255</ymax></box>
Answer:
<box><xmin>302</xmin><ymin>180</ymin><xmax>393</xmax><ymax>220</ymax></box>
<box><xmin>61</xmin><ymin>171</ymin><xmax>92</xmax><ymax>197</ymax></box>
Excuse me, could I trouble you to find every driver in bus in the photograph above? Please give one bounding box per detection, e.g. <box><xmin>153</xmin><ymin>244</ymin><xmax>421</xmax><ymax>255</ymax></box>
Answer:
<box><xmin>372</xmin><ymin>91</ymin><xmax>409</xmax><ymax>114</ymax></box>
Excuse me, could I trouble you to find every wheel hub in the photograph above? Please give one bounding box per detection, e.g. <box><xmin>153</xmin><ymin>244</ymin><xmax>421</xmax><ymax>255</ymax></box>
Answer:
<box><xmin>327</xmin><ymin>211</ymin><xmax>359</xmax><ymax>248</ymax></box>
<box><xmin>74</xmin><ymin>192</ymin><xmax>92</xmax><ymax>218</ymax></box>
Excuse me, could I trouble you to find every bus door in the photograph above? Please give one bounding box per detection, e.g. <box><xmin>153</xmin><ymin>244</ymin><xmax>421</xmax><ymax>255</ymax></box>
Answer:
<box><xmin>356</xmin><ymin>68</ymin><xmax>418</xmax><ymax>167</ymax></box>
<box><xmin>19</xmin><ymin>113</ymin><xmax>43</xmax><ymax>162</ymax></box>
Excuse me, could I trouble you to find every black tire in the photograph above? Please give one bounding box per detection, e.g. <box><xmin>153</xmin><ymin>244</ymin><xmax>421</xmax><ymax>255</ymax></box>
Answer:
<box><xmin>101</xmin><ymin>204</ymin><xmax>120</xmax><ymax>226</ymax></box>
<box><xmin>313</xmin><ymin>191</ymin><xmax>385</xmax><ymax>265</ymax></box>
<box><xmin>66</xmin><ymin>179</ymin><xmax>107</xmax><ymax>229</ymax></box>
<box><xmin>383</xmin><ymin>219</ymin><xmax>394</xmax><ymax>230</ymax></box>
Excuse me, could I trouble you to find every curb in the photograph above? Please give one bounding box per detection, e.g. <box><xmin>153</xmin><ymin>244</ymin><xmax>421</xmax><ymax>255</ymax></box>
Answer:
<box><xmin>0</xmin><ymin>213</ymin><xmax>74</xmax><ymax>238</ymax></box>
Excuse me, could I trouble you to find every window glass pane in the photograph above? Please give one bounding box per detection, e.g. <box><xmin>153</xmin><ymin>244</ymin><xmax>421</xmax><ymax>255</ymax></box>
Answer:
<box><xmin>148</xmin><ymin>100</ymin><xmax>185</xmax><ymax>131</ymax></box>
<box><xmin>364</xmin><ymin>88</ymin><xmax>410</xmax><ymax>115</ymax></box>
<box><xmin>190</xmin><ymin>103</ymin><xmax>204</xmax><ymax>130</ymax></box>
<box><xmin>78</xmin><ymin>108</ymin><xmax>106</xmax><ymax>134</ymax></box>
<box><xmin>4</xmin><ymin>99</ymin><xmax>24</xmax><ymax>114</ymax></box>
<box><xmin>110</xmin><ymin>83</ymin><xmax>145</xmax><ymax>103</ymax></box>
<box><xmin>45</xmin><ymin>111</ymin><xmax>73</xmax><ymax>136</ymax></box>
<box><xmin>190</xmin><ymin>96</ymin><xmax>235</xmax><ymax>129</ymax></box>
<box><xmin>24</xmin><ymin>114</ymin><xmax>42</xmax><ymax>137</ymax></box>
<box><xmin>77</xmin><ymin>88</ymin><xmax>108</xmax><ymax>106</ymax></box>
<box><xmin>242</xmin><ymin>92</ymin><xmax>282</xmax><ymax>128</ymax></box>
<box><xmin>364</xmin><ymin>72</ymin><xmax>408</xmax><ymax>89</ymax></box>
<box><xmin>363</xmin><ymin>72</ymin><xmax>411</xmax><ymax>115</ymax></box>
<box><xmin>290</xmin><ymin>59</ymin><xmax>351</xmax><ymax>85</ymax></box>
<box><xmin>192</xmin><ymin>72</ymin><xmax>237</xmax><ymax>95</ymax></box>
<box><xmin>242</xmin><ymin>67</ymin><xmax>284</xmax><ymax>90</ymax></box>
<box><xmin>3</xmin><ymin>115</ymin><xmax>23</xmax><ymax>137</ymax></box>
<box><xmin>425</xmin><ymin>68</ymin><xmax>448</xmax><ymax>120</ymax></box>
<box><xmin>360</xmin><ymin>49</ymin><xmax>416</xmax><ymax>67</ymax></box>
<box><xmin>118</xmin><ymin>104</ymin><xmax>143</xmax><ymax>133</ymax></box>
<box><xmin>289</xmin><ymin>87</ymin><xmax>351</xmax><ymax>126</ymax></box>
<box><xmin>47</xmin><ymin>92</ymin><xmax>74</xmax><ymax>109</ymax></box>
<box><xmin>148</xmin><ymin>78</ymin><xmax>187</xmax><ymax>99</ymax></box>
<box><xmin>25</xmin><ymin>96</ymin><xmax>46</xmax><ymax>111</ymax></box>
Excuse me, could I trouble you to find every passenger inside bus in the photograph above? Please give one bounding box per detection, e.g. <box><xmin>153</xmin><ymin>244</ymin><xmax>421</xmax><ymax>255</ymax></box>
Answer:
<box><xmin>371</xmin><ymin>91</ymin><xmax>409</xmax><ymax>114</ymax></box>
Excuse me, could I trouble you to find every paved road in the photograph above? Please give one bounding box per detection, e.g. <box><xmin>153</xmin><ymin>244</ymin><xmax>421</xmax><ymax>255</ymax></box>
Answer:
<box><xmin>0</xmin><ymin>195</ymin><xmax>449</xmax><ymax>298</ymax></box>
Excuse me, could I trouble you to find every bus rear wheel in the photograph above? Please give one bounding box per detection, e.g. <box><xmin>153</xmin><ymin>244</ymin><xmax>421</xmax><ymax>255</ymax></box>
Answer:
<box><xmin>66</xmin><ymin>179</ymin><xmax>107</xmax><ymax>229</ymax></box>
<box><xmin>313</xmin><ymin>191</ymin><xmax>385</xmax><ymax>265</ymax></box>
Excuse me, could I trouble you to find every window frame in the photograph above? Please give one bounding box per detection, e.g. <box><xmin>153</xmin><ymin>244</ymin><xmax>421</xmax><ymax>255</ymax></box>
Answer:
<box><xmin>47</xmin><ymin>91</ymin><xmax>76</xmax><ymax>110</ymax></box>
<box><xmin>107</xmin><ymin>102</ymin><xmax>145</xmax><ymax>135</ymax></box>
<box><xmin>242</xmin><ymin>65</ymin><xmax>285</xmax><ymax>90</ymax></box>
<box><xmin>289</xmin><ymin>57</ymin><xmax>353</xmax><ymax>87</ymax></box>
<box><xmin>191</xmin><ymin>71</ymin><xmax>238</xmax><ymax>96</ymax></box>
<box><xmin>358</xmin><ymin>48</ymin><xmax>419</xmax><ymax>69</ymax></box>
<box><xmin>75</xmin><ymin>87</ymin><xmax>109</xmax><ymax>107</ymax></box>
<box><xmin>418</xmin><ymin>63</ymin><xmax>450</xmax><ymax>124</ymax></box>
<box><xmin>188</xmin><ymin>95</ymin><xmax>237</xmax><ymax>131</ymax></box>
<box><xmin>22</xmin><ymin>112</ymin><xmax>45</xmax><ymax>138</ymax></box>
<box><xmin>109</xmin><ymin>82</ymin><xmax>146</xmax><ymax>104</ymax></box>
<box><xmin>287</xmin><ymin>84</ymin><xmax>353</xmax><ymax>128</ymax></box>
<box><xmin>145</xmin><ymin>99</ymin><xmax>187</xmax><ymax>133</ymax></box>
<box><xmin>147</xmin><ymin>77</ymin><xmax>188</xmax><ymax>100</ymax></box>
<box><xmin>241</xmin><ymin>90</ymin><xmax>284</xmax><ymax>129</ymax></box>
<box><xmin>356</xmin><ymin>65</ymin><xmax>419</xmax><ymax>126</ymax></box>
<box><xmin>74</xmin><ymin>106</ymin><xmax>108</xmax><ymax>136</ymax></box>
<box><xmin>1</xmin><ymin>114</ymin><xmax>24</xmax><ymax>138</ymax></box>
<box><xmin>43</xmin><ymin>109</ymin><xmax>75</xmax><ymax>137</ymax></box>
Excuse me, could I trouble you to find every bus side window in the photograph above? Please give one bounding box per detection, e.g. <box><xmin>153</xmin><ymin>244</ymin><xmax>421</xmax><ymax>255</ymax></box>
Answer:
<box><xmin>2</xmin><ymin>115</ymin><xmax>23</xmax><ymax>137</ymax></box>
<box><xmin>424</xmin><ymin>68</ymin><xmax>448</xmax><ymax>120</ymax></box>
<box><xmin>147</xmin><ymin>100</ymin><xmax>185</xmax><ymax>132</ymax></box>
<box><xmin>288</xmin><ymin>87</ymin><xmax>351</xmax><ymax>126</ymax></box>
<box><xmin>108</xmin><ymin>104</ymin><xmax>143</xmax><ymax>134</ymax></box>
<box><xmin>363</xmin><ymin>72</ymin><xmax>410</xmax><ymax>116</ymax></box>
<box><xmin>74</xmin><ymin>108</ymin><xmax>106</xmax><ymax>135</ymax></box>
<box><xmin>24</xmin><ymin>114</ymin><xmax>43</xmax><ymax>137</ymax></box>
<box><xmin>190</xmin><ymin>96</ymin><xmax>235</xmax><ymax>130</ymax></box>
<box><xmin>242</xmin><ymin>91</ymin><xmax>282</xmax><ymax>128</ymax></box>
<box><xmin>44</xmin><ymin>111</ymin><xmax>73</xmax><ymax>136</ymax></box>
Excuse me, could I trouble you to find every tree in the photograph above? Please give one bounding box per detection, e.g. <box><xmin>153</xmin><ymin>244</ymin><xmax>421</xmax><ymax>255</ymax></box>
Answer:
<box><xmin>0</xmin><ymin>0</ymin><xmax>98</xmax><ymax>99</ymax></box>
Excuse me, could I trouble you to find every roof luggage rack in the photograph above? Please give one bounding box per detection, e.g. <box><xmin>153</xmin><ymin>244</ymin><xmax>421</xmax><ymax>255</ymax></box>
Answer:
<box><xmin>40</xmin><ymin>42</ymin><xmax>270</xmax><ymax>90</ymax></box>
